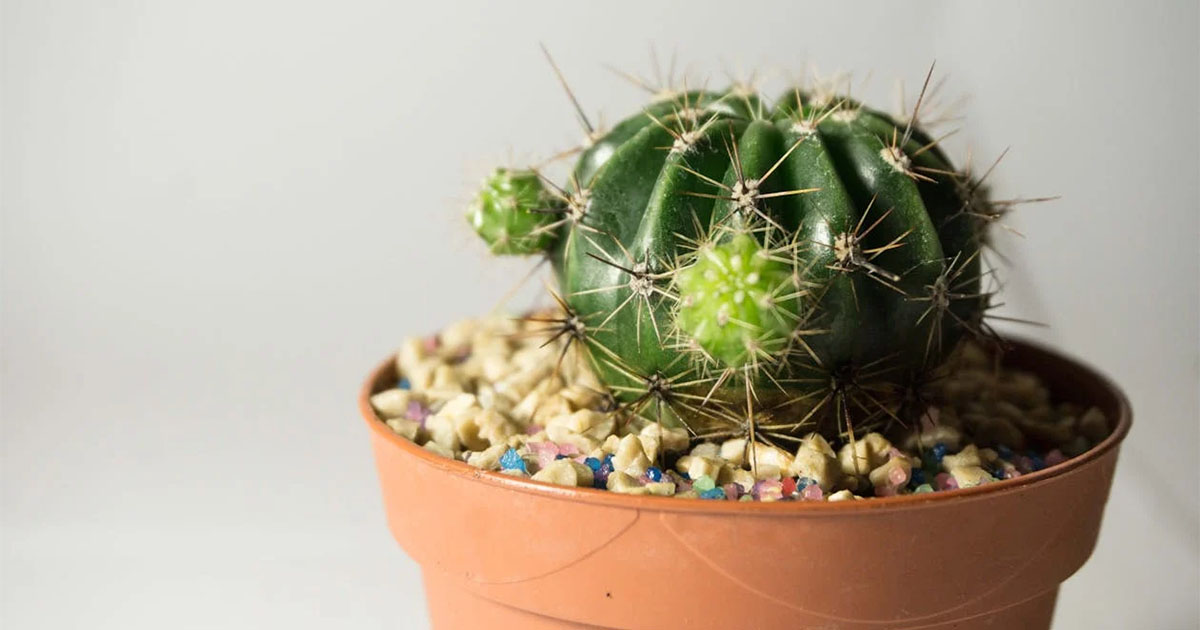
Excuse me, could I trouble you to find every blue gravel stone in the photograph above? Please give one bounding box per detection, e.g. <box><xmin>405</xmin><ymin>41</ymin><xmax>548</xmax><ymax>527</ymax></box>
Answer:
<box><xmin>593</xmin><ymin>454</ymin><xmax>613</xmax><ymax>488</ymax></box>
<box><xmin>700</xmin><ymin>488</ymin><xmax>726</xmax><ymax>500</ymax></box>
<box><xmin>645</xmin><ymin>466</ymin><xmax>663</xmax><ymax>482</ymax></box>
<box><xmin>931</xmin><ymin>443</ymin><xmax>948</xmax><ymax>461</ymax></box>
<box><xmin>584</xmin><ymin>457</ymin><xmax>602</xmax><ymax>472</ymax></box>
<box><xmin>499</xmin><ymin>448</ymin><xmax>526</xmax><ymax>473</ymax></box>
<box><xmin>910</xmin><ymin>467</ymin><xmax>926</xmax><ymax>486</ymax></box>
<box><xmin>397</xmin><ymin>378</ymin><xmax>411</xmax><ymax>390</ymax></box>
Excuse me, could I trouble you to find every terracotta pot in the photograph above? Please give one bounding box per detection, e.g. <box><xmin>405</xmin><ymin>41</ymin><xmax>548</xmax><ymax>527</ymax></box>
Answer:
<box><xmin>359</xmin><ymin>340</ymin><xmax>1131</xmax><ymax>629</ymax></box>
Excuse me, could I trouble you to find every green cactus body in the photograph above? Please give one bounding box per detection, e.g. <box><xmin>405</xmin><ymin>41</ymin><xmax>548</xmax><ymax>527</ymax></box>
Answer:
<box><xmin>473</xmin><ymin>86</ymin><xmax>988</xmax><ymax>437</ymax></box>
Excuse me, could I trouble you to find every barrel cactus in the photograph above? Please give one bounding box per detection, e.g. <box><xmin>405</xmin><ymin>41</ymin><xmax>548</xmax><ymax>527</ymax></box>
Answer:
<box><xmin>468</xmin><ymin>70</ymin><xmax>998</xmax><ymax>444</ymax></box>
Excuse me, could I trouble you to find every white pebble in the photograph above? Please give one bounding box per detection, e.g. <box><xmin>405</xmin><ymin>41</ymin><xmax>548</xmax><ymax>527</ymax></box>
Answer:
<box><xmin>838</xmin><ymin>433</ymin><xmax>893</xmax><ymax>476</ymax></box>
<box><xmin>868</xmin><ymin>455</ymin><xmax>913</xmax><ymax>489</ymax></box>
<box><xmin>466</xmin><ymin>443</ymin><xmax>509</xmax><ymax>470</ymax></box>
<box><xmin>385</xmin><ymin>418</ymin><xmax>421</xmax><ymax>442</ymax></box>
<box><xmin>405</xmin><ymin>359</ymin><xmax>440</xmax><ymax>391</ymax></box>
<box><xmin>639</xmin><ymin>423</ymin><xmax>689</xmax><ymax>454</ymax></box>
<box><xmin>370</xmin><ymin>389</ymin><xmax>413</xmax><ymax>419</ymax></box>
<box><xmin>435</xmin><ymin>392</ymin><xmax>478</xmax><ymax>418</ymax></box>
<box><xmin>1079</xmin><ymin>407</ymin><xmax>1110</xmax><ymax>442</ymax></box>
<box><xmin>531</xmin><ymin>459</ymin><xmax>594</xmax><ymax>487</ymax></box>
<box><xmin>606</xmin><ymin>471</ymin><xmax>649</xmax><ymax>495</ymax></box>
<box><xmin>941</xmin><ymin>444</ymin><xmax>983</xmax><ymax>471</ymax></box>
<box><xmin>613</xmin><ymin>434</ymin><xmax>653</xmax><ymax>477</ymax></box>
<box><xmin>826</xmin><ymin>489</ymin><xmax>860</xmax><ymax>502</ymax></box>
<box><xmin>600</xmin><ymin>434</ymin><xmax>621</xmax><ymax>455</ymax></box>
<box><xmin>476</xmin><ymin>408</ymin><xmax>518</xmax><ymax>447</ymax></box>
<box><xmin>719</xmin><ymin>438</ymin><xmax>748</xmax><ymax>466</ymax></box>
<box><xmin>949</xmin><ymin>465</ymin><xmax>995</xmax><ymax>488</ymax></box>
<box><xmin>431</xmin><ymin>364</ymin><xmax>464</xmax><ymax>392</ymax></box>
<box><xmin>481</xmin><ymin>354</ymin><xmax>515</xmax><ymax>382</ymax></box>
<box><xmin>397</xmin><ymin>337</ymin><xmax>429</xmax><ymax>374</ymax></box>
<box><xmin>509</xmin><ymin>390</ymin><xmax>543</xmax><ymax>425</ymax></box>
<box><xmin>637</xmin><ymin>433</ymin><xmax>661</xmax><ymax>464</ymax></box>
<box><xmin>645</xmin><ymin>481</ymin><xmax>677</xmax><ymax>496</ymax></box>
<box><xmin>500</xmin><ymin>365</ymin><xmax>553</xmax><ymax>404</ymax></box>
<box><xmin>677</xmin><ymin>455</ymin><xmax>723</xmax><ymax>481</ymax></box>
<box><xmin>717</xmin><ymin>465</ymin><xmax>756</xmax><ymax>491</ymax></box>
<box><xmin>544</xmin><ymin>427</ymin><xmax>602</xmax><ymax>454</ymax></box>
<box><xmin>423</xmin><ymin>441</ymin><xmax>455</xmax><ymax>458</ymax></box>
<box><xmin>533</xmin><ymin>395</ymin><xmax>574</xmax><ymax>425</ymax></box>
<box><xmin>791</xmin><ymin>433</ymin><xmax>842</xmax><ymax>490</ymax></box>
<box><xmin>748</xmin><ymin>443</ymin><xmax>793</xmax><ymax>477</ymax></box>
<box><xmin>452</xmin><ymin>412</ymin><xmax>489</xmax><ymax>452</ymax></box>
<box><xmin>798</xmin><ymin>432</ymin><xmax>836</xmax><ymax>458</ymax></box>
<box><xmin>438</xmin><ymin>319</ymin><xmax>476</xmax><ymax>353</ymax></box>
<box><xmin>475</xmin><ymin>385</ymin><xmax>515</xmax><ymax>417</ymax></box>
<box><xmin>560</xmin><ymin>385</ymin><xmax>605</xmax><ymax>410</ymax></box>
<box><xmin>424</xmin><ymin>414</ymin><xmax>461</xmax><ymax>452</ymax></box>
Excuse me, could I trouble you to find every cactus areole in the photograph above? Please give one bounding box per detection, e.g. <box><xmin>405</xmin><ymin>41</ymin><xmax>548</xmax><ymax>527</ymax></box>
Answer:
<box><xmin>469</xmin><ymin>84</ymin><xmax>993</xmax><ymax>439</ymax></box>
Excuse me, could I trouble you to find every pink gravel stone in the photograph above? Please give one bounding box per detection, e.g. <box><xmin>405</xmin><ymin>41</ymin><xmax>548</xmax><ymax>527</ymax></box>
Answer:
<box><xmin>801</xmin><ymin>484</ymin><xmax>824</xmax><ymax>501</ymax></box>
<box><xmin>752</xmin><ymin>480</ymin><xmax>783</xmax><ymax>501</ymax></box>
<box><xmin>527</xmin><ymin>442</ymin><xmax>559</xmax><ymax>469</ymax></box>
<box><xmin>1044</xmin><ymin>449</ymin><xmax>1066</xmax><ymax>467</ymax></box>
<box><xmin>405</xmin><ymin>401</ymin><xmax>430</xmax><ymax>427</ymax></box>
<box><xmin>934</xmin><ymin>472</ymin><xmax>958</xmax><ymax>491</ymax></box>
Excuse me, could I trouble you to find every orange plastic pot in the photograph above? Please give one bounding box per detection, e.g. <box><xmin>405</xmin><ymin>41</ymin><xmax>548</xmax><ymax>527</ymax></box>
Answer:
<box><xmin>359</xmin><ymin>340</ymin><xmax>1130</xmax><ymax>629</ymax></box>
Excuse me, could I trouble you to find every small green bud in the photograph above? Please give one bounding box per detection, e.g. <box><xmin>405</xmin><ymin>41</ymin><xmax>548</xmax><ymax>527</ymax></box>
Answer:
<box><xmin>467</xmin><ymin>168</ymin><xmax>558</xmax><ymax>255</ymax></box>
<box><xmin>675</xmin><ymin>234</ymin><xmax>799</xmax><ymax>368</ymax></box>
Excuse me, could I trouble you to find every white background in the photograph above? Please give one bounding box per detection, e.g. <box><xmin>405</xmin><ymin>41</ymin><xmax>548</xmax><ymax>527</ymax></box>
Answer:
<box><xmin>3</xmin><ymin>1</ymin><xmax>1198</xmax><ymax>628</ymax></box>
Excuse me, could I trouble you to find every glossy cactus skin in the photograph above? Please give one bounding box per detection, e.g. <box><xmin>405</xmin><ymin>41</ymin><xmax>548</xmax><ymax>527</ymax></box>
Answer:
<box><xmin>473</xmin><ymin>85</ymin><xmax>991</xmax><ymax>436</ymax></box>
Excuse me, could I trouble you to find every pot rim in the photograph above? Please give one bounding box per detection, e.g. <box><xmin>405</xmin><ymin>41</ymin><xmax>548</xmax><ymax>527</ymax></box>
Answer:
<box><xmin>359</xmin><ymin>337</ymin><xmax>1131</xmax><ymax>515</ymax></box>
